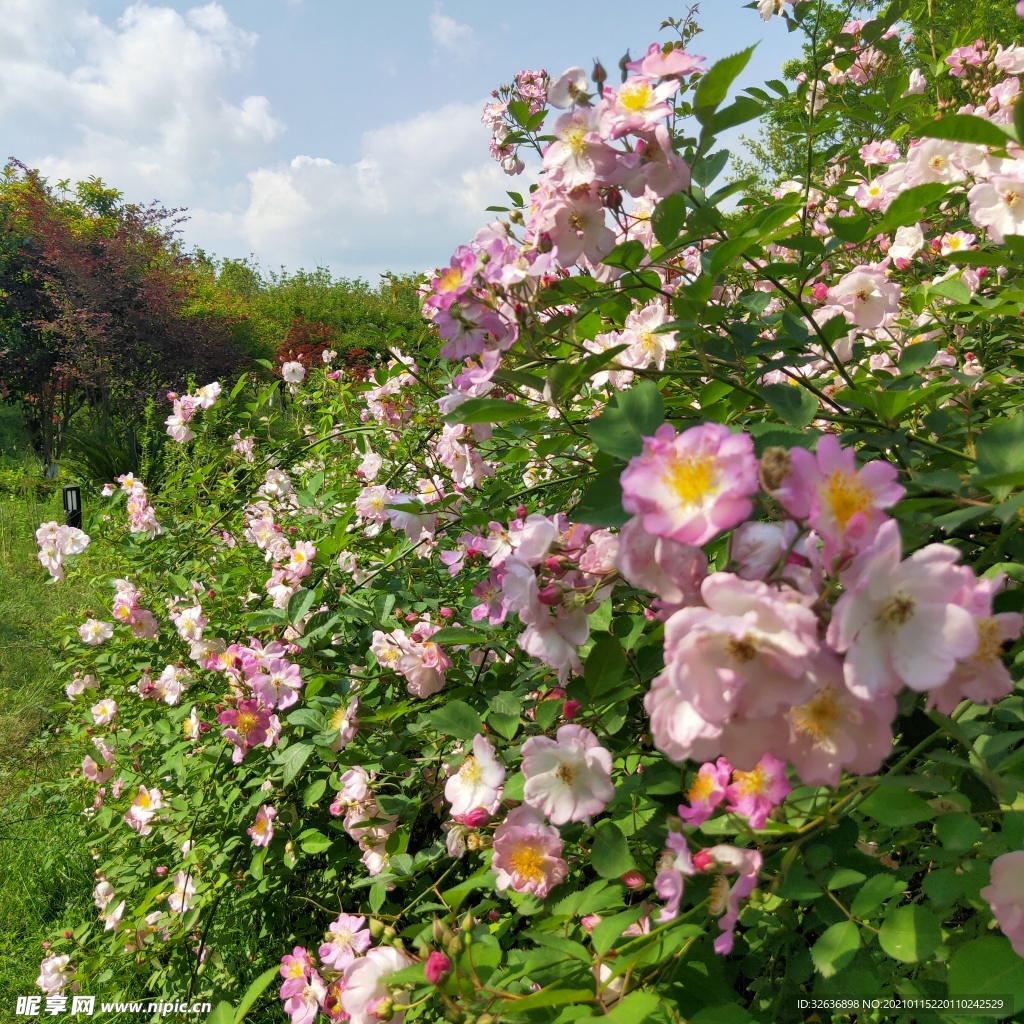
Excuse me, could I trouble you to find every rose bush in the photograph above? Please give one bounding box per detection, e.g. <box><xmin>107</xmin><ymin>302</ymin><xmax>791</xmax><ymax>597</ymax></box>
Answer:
<box><xmin>25</xmin><ymin>3</ymin><xmax>1024</xmax><ymax>1022</ymax></box>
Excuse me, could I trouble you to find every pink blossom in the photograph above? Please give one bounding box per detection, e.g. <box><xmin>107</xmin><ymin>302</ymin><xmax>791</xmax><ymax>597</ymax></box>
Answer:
<box><xmin>319</xmin><ymin>913</ymin><xmax>371</xmax><ymax>970</ymax></box>
<box><xmin>252</xmin><ymin>658</ymin><xmax>304</xmax><ymax>709</ymax></box>
<box><xmin>646</xmin><ymin>574</ymin><xmax>819</xmax><ymax>763</ymax></box>
<box><xmin>620</xmin><ymin>302</ymin><xmax>677</xmax><ymax>371</ymax></box>
<box><xmin>124</xmin><ymin>785</ymin><xmax>162</xmax><ymax>836</ymax></box>
<box><xmin>827</xmin><ymin>520</ymin><xmax>978</xmax><ymax>698</ymax></box>
<box><xmin>492</xmin><ymin>805</ymin><xmax>568</xmax><ymax>898</ymax></box>
<box><xmin>79</xmin><ymin>618</ymin><xmax>113</xmax><ymax>645</ymax></box>
<box><xmin>217</xmin><ymin>700</ymin><xmax>278</xmax><ymax>763</ymax></box>
<box><xmin>281</xmin><ymin>361</ymin><xmax>306</xmax><ymax>384</ymax></box>
<box><xmin>616</xmin><ymin>515</ymin><xmax>707</xmax><ymax>606</ymax></box>
<box><xmin>599</xmin><ymin>75</ymin><xmax>678</xmax><ymax>139</ymax></box>
<box><xmin>827</xmin><ymin>265</ymin><xmax>900</xmax><ymax>329</ymax></box>
<box><xmin>771</xmin><ymin>435</ymin><xmax>904</xmax><ymax>564</ymax></box>
<box><xmin>248</xmin><ymin>805</ymin><xmax>277</xmax><ymax>847</ymax></box>
<box><xmin>521</xmin><ymin>724</ymin><xmax>614</xmax><ymax>825</ymax></box>
<box><xmin>36</xmin><ymin>954</ymin><xmax>74</xmax><ymax>995</ymax></box>
<box><xmin>341</xmin><ymin>947</ymin><xmax>413</xmax><ymax>1024</ymax></box>
<box><xmin>860</xmin><ymin>140</ymin><xmax>901</xmax><ymax>165</ymax></box>
<box><xmin>542</xmin><ymin>108</ymin><xmax>616</xmax><ymax>188</ymax></box>
<box><xmin>968</xmin><ymin>168</ymin><xmax>1024</xmax><ymax>244</ymax></box>
<box><xmin>547</xmin><ymin>66</ymin><xmax>589</xmax><ymax>109</ymax></box>
<box><xmin>654</xmin><ymin>831</ymin><xmax>696</xmax><ymax>921</ymax></box>
<box><xmin>980</xmin><ymin>852</ymin><xmax>1024</xmax><ymax>957</ymax></box>
<box><xmin>696</xmin><ymin>845</ymin><xmax>763</xmax><ymax>955</ymax></box>
<box><xmin>168</xmin><ymin>870</ymin><xmax>196</xmax><ymax>913</ymax></box>
<box><xmin>928</xmin><ymin>573</ymin><xmax>1022</xmax><ymax>713</ymax></box>
<box><xmin>678</xmin><ymin>757</ymin><xmax>732</xmax><ymax>827</ymax></box>
<box><xmin>724</xmin><ymin>754</ymin><xmax>791</xmax><ymax>829</ymax></box>
<box><xmin>445</xmin><ymin>733</ymin><xmax>505</xmax><ymax>819</ymax></box>
<box><xmin>619</xmin><ymin>423</ymin><xmax>759</xmax><ymax>547</ymax></box>
<box><xmin>626</xmin><ymin>42</ymin><xmax>706</xmax><ymax>78</ymax></box>
<box><xmin>90</xmin><ymin>698</ymin><xmax>118</xmax><ymax>725</ymax></box>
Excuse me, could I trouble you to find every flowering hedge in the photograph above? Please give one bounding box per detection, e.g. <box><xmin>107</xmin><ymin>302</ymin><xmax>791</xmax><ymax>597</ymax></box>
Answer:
<box><xmin>28</xmin><ymin>3</ymin><xmax>1024</xmax><ymax>1023</ymax></box>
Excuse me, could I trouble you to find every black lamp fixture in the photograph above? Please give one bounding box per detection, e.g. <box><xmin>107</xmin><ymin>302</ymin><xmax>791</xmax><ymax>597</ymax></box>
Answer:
<box><xmin>63</xmin><ymin>484</ymin><xmax>82</xmax><ymax>530</ymax></box>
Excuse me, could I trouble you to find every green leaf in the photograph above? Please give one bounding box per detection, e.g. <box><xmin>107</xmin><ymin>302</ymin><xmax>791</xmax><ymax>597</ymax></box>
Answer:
<box><xmin>811</xmin><ymin>921</ymin><xmax>862</xmax><ymax>979</ymax></box>
<box><xmin>206</xmin><ymin>1003</ymin><xmax>234</xmax><ymax>1024</ymax></box>
<box><xmin>603</xmin><ymin>991</ymin><xmax>662</xmax><ymax>1022</ymax></box>
<box><xmin>652</xmin><ymin>193</ymin><xmax>689</xmax><ymax>247</ymax></box>
<box><xmin>287</xmin><ymin>587</ymin><xmax>317</xmax><ymax>626</ymax></box>
<box><xmin>232</xmin><ymin>964</ymin><xmax>281</xmax><ymax>1022</ymax></box>
<box><xmin>427</xmin><ymin>700</ymin><xmax>482</xmax><ymax>740</ymax></box>
<box><xmin>858</xmin><ymin>788</ymin><xmax>934</xmax><ymax>826</ymax></box>
<box><xmin>877</xmin><ymin>905</ymin><xmax>941</xmax><ymax>963</ymax></box>
<box><xmin>442</xmin><ymin>398</ymin><xmax>539</xmax><ymax>425</ymax></box>
<box><xmin>874</xmin><ymin>182</ymin><xmax>952</xmax><ymax>235</ymax></box>
<box><xmin>243</xmin><ymin>609</ymin><xmax>286</xmax><ymax>631</ymax></box>
<box><xmin>917</xmin><ymin>113</ymin><xmax>1012</xmax><ymax>148</ymax></box>
<box><xmin>278</xmin><ymin>741</ymin><xmax>314</xmax><ymax>787</ymax></box>
<box><xmin>934</xmin><ymin>812</ymin><xmax>983</xmax><ymax>852</ymax></box>
<box><xmin>948</xmin><ymin>937</ymin><xmax>1024</xmax><ymax>1015</ymax></box>
<box><xmin>602</xmin><ymin>240</ymin><xmax>646</xmax><ymax>271</ymax></box>
<box><xmin>428</xmin><ymin>627</ymin><xmax>486</xmax><ymax>645</ymax></box>
<box><xmin>590</xmin><ymin>821</ymin><xmax>634</xmax><ymax>878</ymax></box>
<box><xmin>585</xmin><ymin>635</ymin><xmax>627</xmax><ymax>701</ymax></box>
<box><xmin>1015</xmin><ymin>94</ymin><xmax>1024</xmax><ymax>147</ymax></box>
<box><xmin>588</xmin><ymin>380</ymin><xmax>665</xmax><ymax>460</ymax></box>
<box><xmin>495</xmin><ymin>988</ymin><xmax>595</xmax><ymax>1013</ymax></box>
<box><xmin>759</xmin><ymin>383</ymin><xmax>819</xmax><ymax>428</ymax></box>
<box><xmin>572</xmin><ymin>471</ymin><xmax>630</xmax><ymax>528</ymax></box>
<box><xmin>850</xmin><ymin>874</ymin><xmax>905</xmax><ymax>918</ymax></box>
<box><xmin>975</xmin><ymin>417</ymin><xmax>1024</xmax><ymax>499</ymax></box>
<box><xmin>694</xmin><ymin>47</ymin><xmax>756</xmax><ymax>128</ymax></box>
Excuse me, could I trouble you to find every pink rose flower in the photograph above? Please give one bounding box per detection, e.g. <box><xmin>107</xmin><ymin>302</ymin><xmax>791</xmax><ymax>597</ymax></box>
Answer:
<box><xmin>492</xmin><ymin>805</ymin><xmax>568</xmax><ymax>898</ymax></box>
<box><xmin>521</xmin><ymin>724</ymin><xmax>614</xmax><ymax>825</ymax></box>
<box><xmin>723</xmin><ymin>753</ymin><xmax>791</xmax><ymax>829</ymax></box>
<box><xmin>247</xmin><ymin>804</ymin><xmax>277</xmax><ymax>848</ymax></box>
<box><xmin>981</xmin><ymin>852</ymin><xmax>1024</xmax><ymax>957</ymax></box>
<box><xmin>620</xmin><ymin>422</ymin><xmax>759</xmax><ymax>547</ymax></box>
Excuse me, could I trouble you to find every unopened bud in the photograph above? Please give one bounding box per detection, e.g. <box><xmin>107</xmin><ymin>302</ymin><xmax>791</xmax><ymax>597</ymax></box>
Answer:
<box><xmin>537</xmin><ymin>584</ymin><xmax>563</xmax><ymax>606</ymax></box>
<box><xmin>617</xmin><ymin>50</ymin><xmax>632</xmax><ymax>82</ymax></box>
<box><xmin>562</xmin><ymin>699</ymin><xmax>581</xmax><ymax>720</ymax></box>
<box><xmin>461</xmin><ymin>911</ymin><xmax>475</xmax><ymax>933</ymax></box>
<box><xmin>368</xmin><ymin>918</ymin><xmax>386</xmax><ymax>938</ymax></box>
<box><xmin>592</xmin><ymin>60</ymin><xmax>607</xmax><ymax>87</ymax></box>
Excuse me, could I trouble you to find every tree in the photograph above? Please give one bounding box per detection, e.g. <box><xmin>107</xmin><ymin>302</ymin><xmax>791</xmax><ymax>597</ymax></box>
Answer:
<box><xmin>0</xmin><ymin>162</ymin><xmax>245</xmax><ymax>461</ymax></box>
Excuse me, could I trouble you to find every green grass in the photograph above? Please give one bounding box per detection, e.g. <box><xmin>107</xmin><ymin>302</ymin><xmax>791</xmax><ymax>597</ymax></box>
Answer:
<box><xmin>0</xmin><ymin>454</ymin><xmax>95</xmax><ymax>1016</ymax></box>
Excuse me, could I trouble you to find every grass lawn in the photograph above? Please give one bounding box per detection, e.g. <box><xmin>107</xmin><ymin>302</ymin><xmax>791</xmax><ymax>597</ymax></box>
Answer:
<box><xmin>0</xmin><ymin>413</ymin><xmax>95</xmax><ymax>1013</ymax></box>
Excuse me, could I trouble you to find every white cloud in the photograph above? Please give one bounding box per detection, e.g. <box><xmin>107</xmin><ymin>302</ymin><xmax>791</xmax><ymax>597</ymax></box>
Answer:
<box><xmin>429</xmin><ymin>8</ymin><xmax>476</xmax><ymax>53</ymax></box>
<box><xmin>214</xmin><ymin>101</ymin><xmax>510</xmax><ymax>276</ymax></box>
<box><xmin>2</xmin><ymin>1</ymin><xmax>281</xmax><ymax>199</ymax></box>
<box><xmin>0</xmin><ymin>1</ymin><xmax>510</xmax><ymax>277</ymax></box>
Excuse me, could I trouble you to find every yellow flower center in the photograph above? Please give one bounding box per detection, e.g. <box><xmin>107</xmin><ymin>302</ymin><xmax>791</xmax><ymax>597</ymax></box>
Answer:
<box><xmin>971</xmin><ymin>617</ymin><xmax>1002</xmax><ymax>663</ymax></box>
<box><xmin>508</xmin><ymin>842</ymin><xmax>545</xmax><ymax>883</ymax></box>
<box><xmin>562</xmin><ymin>123</ymin><xmax>588</xmax><ymax>156</ymax></box>
<box><xmin>136</xmin><ymin>790</ymin><xmax>151</xmax><ymax>809</ymax></box>
<box><xmin>437</xmin><ymin>267</ymin><xmax>463</xmax><ymax>292</ymax></box>
<box><xmin>822</xmin><ymin>469</ymin><xmax>873</xmax><ymax>530</ymax></box>
<box><xmin>556</xmin><ymin>762</ymin><xmax>577</xmax><ymax>785</ymax></box>
<box><xmin>662</xmin><ymin>454</ymin><xmax>717</xmax><ymax>505</ymax></box>
<box><xmin>687</xmin><ymin>771</ymin><xmax>717</xmax><ymax>804</ymax></box>
<box><xmin>790</xmin><ymin>686</ymin><xmax>842</xmax><ymax>746</ymax></box>
<box><xmin>285</xmin><ymin>961</ymin><xmax>305</xmax><ymax>979</ymax></box>
<box><xmin>330</xmin><ymin>706</ymin><xmax>348</xmax><ymax>729</ymax></box>
<box><xmin>620</xmin><ymin>81</ymin><xmax>653</xmax><ymax>112</ymax></box>
<box><xmin>732</xmin><ymin>765</ymin><xmax>769</xmax><ymax>798</ymax></box>
<box><xmin>1004</xmin><ymin>188</ymin><xmax>1021</xmax><ymax>209</ymax></box>
<box><xmin>459</xmin><ymin>756</ymin><xmax>482</xmax><ymax>783</ymax></box>
<box><xmin>709</xmin><ymin>875</ymin><xmax>731</xmax><ymax>916</ymax></box>
<box><xmin>236</xmin><ymin>711</ymin><xmax>258</xmax><ymax>736</ymax></box>
<box><xmin>726</xmin><ymin>635</ymin><xmax>758</xmax><ymax>664</ymax></box>
<box><xmin>879</xmin><ymin>592</ymin><xmax>915</xmax><ymax>626</ymax></box>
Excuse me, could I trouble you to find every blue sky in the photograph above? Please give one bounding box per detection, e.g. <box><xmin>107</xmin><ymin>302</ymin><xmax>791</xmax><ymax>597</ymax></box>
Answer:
<box><xmin>0</xmin><ymin>0</ymin><xmax>803</xmax><ymax>280</ymax></box>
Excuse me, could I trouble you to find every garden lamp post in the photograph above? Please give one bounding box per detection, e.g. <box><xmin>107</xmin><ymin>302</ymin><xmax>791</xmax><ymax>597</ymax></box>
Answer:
<box><xmin>63</xmin><ymin>484</ymin><xmax>82</xmax><ymax>530</ymax></box>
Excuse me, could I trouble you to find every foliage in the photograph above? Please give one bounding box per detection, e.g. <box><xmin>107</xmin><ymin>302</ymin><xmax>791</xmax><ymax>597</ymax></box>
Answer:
<box><xmin>734</xmin><ymin>0</ymin><xmax>1024</xmax><ymax>191</ymax></box>
<box><xmin>0</xmin><ymin>163</ymin><xmax>246</xmax><ymax>462</ymax></box>
<box><xmin>15</xmin><ymin>5</ymin><xmax>1024</xmax><ymax>1024</ymax></box>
